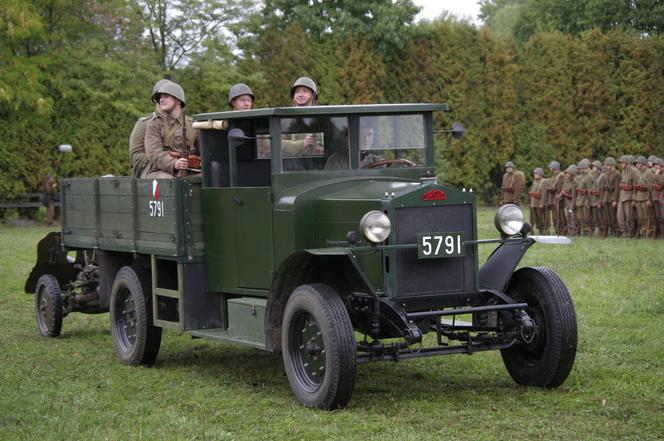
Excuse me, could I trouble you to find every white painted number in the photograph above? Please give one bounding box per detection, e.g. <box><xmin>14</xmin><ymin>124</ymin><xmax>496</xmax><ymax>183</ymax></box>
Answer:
<box><xmin>149</xmin><ymin>200</ymin><xmax>165</xmax><ymax>217</ymax></box>
<box><xmin>419</xmin><ymin>233</ymin><xmax>463</xmax><ymax>258</ymax></box>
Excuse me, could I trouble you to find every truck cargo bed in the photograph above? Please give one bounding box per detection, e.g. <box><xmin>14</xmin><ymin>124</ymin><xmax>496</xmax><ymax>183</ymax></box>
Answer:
<box><xmin>61</xmin><ymin>177</ymin><xmax>204</xmax><ymax>262</ymax></box>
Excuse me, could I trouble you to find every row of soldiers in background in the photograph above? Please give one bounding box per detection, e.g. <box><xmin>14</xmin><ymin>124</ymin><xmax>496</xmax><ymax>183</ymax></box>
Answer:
<box><xmin>501</xmin><ymin>155</ymin><xmax>664</xmax><ymax>238</ymax></box>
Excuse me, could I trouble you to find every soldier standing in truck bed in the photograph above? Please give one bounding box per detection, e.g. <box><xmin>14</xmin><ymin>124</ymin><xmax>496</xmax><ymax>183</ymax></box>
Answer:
<box><xmin>144</xmin><ymin>81</ymin><xmax>200</xmax><ymax>179</ymax></box>
<box><xmin>560</xmin><ymin>165</ymin><xmax>578</xmax><ymax>235</ymax></box>
<box><xmin>617</xmin><ymin>155</ymin><xmax>638</xmax><ymax>237</ymax></box>
<box><xmin>129</xmin><ymin>79</ymin><xmax>171</xmax><ymax>178</ymax></box>
<box><xmin>500</xmin><ymin>161</ymin><xmax>522</xmax><ymax>206</ymax></box>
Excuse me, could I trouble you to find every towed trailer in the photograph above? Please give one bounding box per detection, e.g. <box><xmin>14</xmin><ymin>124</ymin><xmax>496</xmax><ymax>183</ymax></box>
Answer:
<box><xmin>25</xmin><ymin>104</ymin><xmax>577</xmax><ymax>409</ymax></box>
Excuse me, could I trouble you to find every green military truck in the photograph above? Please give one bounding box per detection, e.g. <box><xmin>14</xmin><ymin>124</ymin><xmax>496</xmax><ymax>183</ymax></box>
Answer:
<box><xmin>25</xmin><ymin>104</ymin><xmax>577</xmax><ymax>409</ymax></box>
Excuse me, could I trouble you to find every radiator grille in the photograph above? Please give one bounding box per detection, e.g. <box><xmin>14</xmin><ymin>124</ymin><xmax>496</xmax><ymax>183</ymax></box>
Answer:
<box><xmin>394</xmin><ymin>205</ymin><xmax>476</xmax><ymax>298</ymax></box>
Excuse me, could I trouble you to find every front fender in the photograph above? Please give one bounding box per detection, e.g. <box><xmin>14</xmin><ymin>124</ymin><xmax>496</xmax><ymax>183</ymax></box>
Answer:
<box><xmin>479</xmin><ymin>237</ymin><xmax>535</xmax><ymax>293</ymax></box>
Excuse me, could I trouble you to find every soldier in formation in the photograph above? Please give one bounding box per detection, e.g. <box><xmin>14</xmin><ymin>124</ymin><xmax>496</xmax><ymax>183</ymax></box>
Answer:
<box><xmin>512</xmin><ymin>153</ymin><xmax>663</xmax><ymax>239</ymax></box>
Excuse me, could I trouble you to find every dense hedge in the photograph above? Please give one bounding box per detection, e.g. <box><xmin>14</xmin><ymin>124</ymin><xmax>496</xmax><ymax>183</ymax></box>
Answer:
<box><xmin>1</xmin><ymin>14</ymin><xmax>662</xmax><ymax>203</ymax></box>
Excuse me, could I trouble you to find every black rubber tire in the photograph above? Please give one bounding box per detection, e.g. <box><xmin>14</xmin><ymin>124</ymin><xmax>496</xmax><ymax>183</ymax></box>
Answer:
<box><xmin>281</xmin><ymin>283</ymin><xmax>357</xmax><ymax>410</ymax></box>
<box><xmin>501</xmin><ymin>266</ymin><xmax>577</xmax><ymax>388</ymax></box>
<box><xmin>109</xmin><ymin>266</ymin><xmax>162</xmax><ymax>366</ymax></box>
<box><xmin>35</xmin><ymin>274</ymin><xmax>63</xmax><ymax>337</ymax></box>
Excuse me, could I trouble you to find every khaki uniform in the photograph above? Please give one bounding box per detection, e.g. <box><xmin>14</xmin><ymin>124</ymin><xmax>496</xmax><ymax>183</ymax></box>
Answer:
<box><xmin>560</xmin><ymin>176</ymin><xmax>577</xmax><ymax>235</ymax></box>
<box><xmin>129</xmin><ymin>113</ymin><xmax>154</xmax><ymax>178</ymax></box>
<box><xmin>617</xmin><ymin>166</ymin><xmax>638</xmax><ymax>237</ymax></box>
<box><xmin>602</xmin><ymin>169</ymin><xmax>621</xmax><ymax>236</ymax></box>
<box><xmin>548</xmin><ymin>172</ymin><xmax>565</xmax><ymax>234</ymax></box>
<box><xmin>575</xmin><ymin>173</ymin><xmax>593</xmax><ymax>236</ymax></box>
<box><xmin>144</xmin><ymin>111</ymin><xmax>199</xmax><ymax>179</ymax></box>
<box><xmin>500</xmin><ymin>172</ymin><xmax>523</xmax><ymax>206</ymax></box>
<box><xmin>589</xmin><ymin>171</ymin><xmax>602</xmax><ymax>235</ymax></box>
<box><xmin>634</xmin><ymin>168</ymin><xmax>653</xmax><ymax>237</ymax></box>
<box><xmin>651</xmin><ymin>172</ymin><xmax>664</xmax><ymax>237</ymax></box>
<box><xmin>528</xmin><ymin>178</ymin><xmax>548</xmax><ymax>234</ymax></box>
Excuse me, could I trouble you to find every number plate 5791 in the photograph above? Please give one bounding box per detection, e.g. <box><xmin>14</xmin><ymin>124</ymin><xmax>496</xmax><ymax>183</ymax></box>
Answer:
<box><xmin>417</xmin><ymin>232</ymin><xmax>464</xmax><ymax>258</ymax></box>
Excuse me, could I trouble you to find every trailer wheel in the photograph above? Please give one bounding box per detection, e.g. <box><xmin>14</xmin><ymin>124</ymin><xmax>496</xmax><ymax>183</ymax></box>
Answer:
<box><xmin>35</xmin><ymin>274</ymin><xmax>63</xmax><ymax>337</ymax></box>
<box><xmin>282</xmin><ymin>284</ymin><xmax>356</xmax><ymax>410</ymax></box>
<box><xmin>110</xmin><ymin>266</ymin><xmax>161</xmax><ymax>366</ymax></box>
<box><xmin>501</xmin><ymin>267</ymin><xmax>577</xmax><ymax>388</ymax></box>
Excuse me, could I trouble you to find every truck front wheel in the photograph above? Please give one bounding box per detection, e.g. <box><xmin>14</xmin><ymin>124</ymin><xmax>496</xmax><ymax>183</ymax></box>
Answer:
<box><xmin>501</xmin><ymin>267</ymin><xmax>577</xmax><ymax>388</ymax></box>
<box><xmin>281</xmin><ymin>284</ymin><xmax>356</xmax><ymax>410</ymax></box>
<box><xmin>35</xmin><ymin>274</ymin><xmax>63</xmax><ymax>337</ymax></box>
<box><xmin>110</xmin><ymin>266</ymin><xmax>162</xmax><ymax>366</ymax></box>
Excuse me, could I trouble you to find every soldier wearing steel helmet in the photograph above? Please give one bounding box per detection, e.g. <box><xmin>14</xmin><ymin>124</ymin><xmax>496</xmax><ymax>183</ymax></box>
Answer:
<box><xmin>560</xmin><ymin>165</ymin><xmax>578</xmax><ymax>235</ymax></box>
<box><xmin>500</xmin><ymin>161</ymin><xmax>522</xmax><ymax>206</ymax></box>
<box><xmin>144</xmin><ymin>81</ymin><xmax>200</xmax><ymax>179</ymax></box>
<box><xmin>282</xmin><ymin>77</ymin><xmax>319</xmax><ymax>158</ymax></box>
<box><xmin>588</xmin><ymin>160</ymin><xmax>603</xmax><ymax>235</ymax></box>
<box><xmin>574</xmin><ymin>159</ymin><xmax>592</xmax><ymax>236</ymax></box>
<box><xmin>291</xmin><ymin>76</ymin><xmax>317</xmax><ymax>107</ymax></box>
<box><xmin>601</xmin><ymin>157</ymin><xmax>621</xmax><ymax>237</ymax></box>
<box><xmin>617</xmin><ymin>154</ymin><xmax>638</xmax><ymax>237</ymax></box>
<box><xmin>528</xmin><ymin>167</ymin><xmax>548</xmax><ymax>234</ymax></box>
<box><xmin>129</xmin><ymin>78</ymin><xmax>171</xmax><ymax>178</ymax></box>
<box><xmin>228</xmin><ymin>83</ymin><xmax>254</xmax><ymax>111</ymax></box>
<box><xmin>634</xmin><ymin>155</ymin><xmax>654</xmax><ymax>237</ymax></box>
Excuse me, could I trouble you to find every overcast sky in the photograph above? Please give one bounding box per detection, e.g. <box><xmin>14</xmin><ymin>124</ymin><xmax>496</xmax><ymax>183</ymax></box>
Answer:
<box><xmin>413</xmin><ymin>0</ymin><xmax>483</xmax><ymax>24</ymax></box>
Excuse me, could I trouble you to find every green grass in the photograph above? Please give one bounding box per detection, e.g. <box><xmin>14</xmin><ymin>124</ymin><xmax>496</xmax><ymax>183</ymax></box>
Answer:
<box><xmin>1</xmin><ymin>209</ymin><xmax>663</xmax><ymax>440</ymax></box>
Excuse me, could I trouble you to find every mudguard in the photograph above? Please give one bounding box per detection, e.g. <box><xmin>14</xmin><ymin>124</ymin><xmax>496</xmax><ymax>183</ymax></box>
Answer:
<box><xmin>479</xmin><ymin>237</ymin><xmax>535</xmax><ymax>293</ymax></box>
<box><xmin>24</xmin><ymin>232</ymin><xmax>82</xmax><ymax>294</ymax></box>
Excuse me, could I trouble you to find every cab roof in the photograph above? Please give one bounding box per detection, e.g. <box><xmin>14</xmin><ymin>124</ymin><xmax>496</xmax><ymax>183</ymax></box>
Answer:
<box><xmin>194</xmin><ymin>103</ymin><xmax>449</xmax><ymax>121</ymax></box>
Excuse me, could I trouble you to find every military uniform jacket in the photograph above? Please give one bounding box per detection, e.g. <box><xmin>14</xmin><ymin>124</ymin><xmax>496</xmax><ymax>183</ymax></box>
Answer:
<box><xmin>651</xmin><ymin>171</ymin><xmax>663</xmax><ymax>204</ymax></box>
<box><xmin>589</xmin><ymin>172</ymin><xmax>602</xmax><ymax>206</ymax></box>
<box><xmin>547</xmin><ymin>172</ymin><xmax>564</xmax><ymax>206</ymax></box>
<box><xmin>501</xmin><ymin>172</ymin><xmax>522</xmax><ymax>203</ymax></box>
<box><xmin>603</xmin><ymin>169</ymin><xmax>621</xmax><ymax>203</ymax></box>
<box><xmin>634</xmin><ymin>168</ymin><xmax>653</xmax><ymax>202</ymax></box>
<box><xmin>129</xmin><ymin>113</ymin><xmax>155</xmax><ymax>178</ymax></box>
<box><xmin>618</xmin><ymin>167</ymin><xmax>638</xmax><ymax>202</ymax></box>
<box><xmin>144</xmin><ymin>111</ymin><xmax>199</xmax><ymax>176</ymax></box>
<box><xmin>560</xmin><ymin>177</ymin><xmax>576</xmax><ymax>209</ymax></box>
<box><xmin>575</xmin><ymin>173</ymin><xmax>592</xmax><ymax>206</ymax></box>
<box><xmin>529</xmin><ymin>179</ymin><xmax>548</xmax><ymax>207</ymax></box>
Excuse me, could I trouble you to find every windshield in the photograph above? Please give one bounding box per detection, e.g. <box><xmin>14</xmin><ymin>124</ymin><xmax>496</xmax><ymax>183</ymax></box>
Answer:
<box><xmin>272</xmin><ymin>113</ymin><xmax>427</xmax><ymax>172</ymax></box>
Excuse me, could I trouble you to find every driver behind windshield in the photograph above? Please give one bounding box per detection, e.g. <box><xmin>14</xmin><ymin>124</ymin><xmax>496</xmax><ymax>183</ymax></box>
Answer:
<box><xmin>324</xmin><ymin>122</ymin><xmax>380</xmax><ymax>169</ymax></box>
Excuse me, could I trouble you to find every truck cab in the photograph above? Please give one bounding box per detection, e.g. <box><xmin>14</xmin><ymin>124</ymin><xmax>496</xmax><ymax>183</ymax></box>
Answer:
<box><xmin>26</xmin><ymin>104</ymin><xmax>577</xmax><ymax>410</ymax></box>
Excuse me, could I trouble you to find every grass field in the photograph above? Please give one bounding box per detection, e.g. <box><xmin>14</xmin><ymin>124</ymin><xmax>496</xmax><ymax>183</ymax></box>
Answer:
<box><xmin>1</xmin><ymin>209</ymin><xmax>663</xmax><ymax>441</ymax></box>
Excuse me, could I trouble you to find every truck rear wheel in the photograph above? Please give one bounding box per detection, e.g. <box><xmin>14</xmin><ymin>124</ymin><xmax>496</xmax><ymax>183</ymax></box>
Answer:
<box><xmin>35</xmin><ymin>274</ymin><xmax>63</xmax><ymax>337</ymax></box>
<box><xmin>282</xmin><ymin>284</ymin><xmax>356</xmax><ymax>410</ymax></box>
<box><xmin>501</xmin><ymin>267</ymin><xmax>577</xmax><ymax>388</ymax></box>
<box><xmin>110</xmin><ymin>266</ymin><xmax>161</xmax><ymax>366</ymax></box>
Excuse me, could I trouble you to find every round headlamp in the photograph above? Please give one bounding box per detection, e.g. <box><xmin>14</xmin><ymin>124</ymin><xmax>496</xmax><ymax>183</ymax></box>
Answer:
<box><xmin>494</xmin><ymin>204</ymin><xmax>524</xmax><ymax>236</ymax></box>
<box><xmin>359</xmin><ymin>210</ymin><xmax>391</xmax><ymax>243</ymax></box>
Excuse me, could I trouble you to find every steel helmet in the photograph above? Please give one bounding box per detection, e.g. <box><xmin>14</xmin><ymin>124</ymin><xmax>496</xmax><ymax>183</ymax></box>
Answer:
<box><xmin>151</xmin><ymin>79</ymin><xmax>172</xmax><ymax>102</ymax></box>
<box><xmin>505</xmin><ymin>161</ymin><xmax>514</xmax><ymax>168</ymax></box>
<box><xmin>592</xmin><ymin>160</ymin><xmax>602</xmax><ymax>168</ymax></box>
<box><xmin>577</xmin><ymin>159</ymin><xmax>590</xmax><ymax>169</ymax></box>
<box><xmin>152</xmin><ymin>81</ymin><xmax>186</xmax><ymax>107</ymax></box>
<box><xmin>636</xmin><ymin>155</ymin><xmax>647</xmax><ymax>165</ymax></box>
<box><xmin>647</xmin><ymin>155</ymin><xmax>657</xmax><ymax>163</ymax></box>
<box><xmin>228</xmin><ymin>83</ymin><xmax>255</xmax><ymax>106</ymax></box>
<box><xmin>533</xmin><ymin>167</ymin><xmax>544</xmax><ymax>176</ymax></box>
<box><xmin>548</xmin><ymin>160</ymin><xmax>561</xmax><ymax>170</ymax></box>
<box><xmin>565</xmin><ymin>164</ymin><xmax>578</xmax><ymax>175</ymax></box>
<box><xmin>290</xmin><ymin>76</ymin><xmax>318</xmax><ymax>102</ymax></box>
<box><xmin>604</xmin><ymin>157</ymin><xmax>616</xmax><ymax>166</ymax></box>
<box><xmin>654</xmin><ymin>157</ymin><xmax>664</xmax><ymax>166</ymax></box>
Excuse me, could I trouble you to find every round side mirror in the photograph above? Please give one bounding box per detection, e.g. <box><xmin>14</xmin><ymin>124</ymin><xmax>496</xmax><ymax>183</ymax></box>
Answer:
<box><xmin>451</xmin><ymin>122</ymin><xmax>465</xmax><ymax>139</ymax></box>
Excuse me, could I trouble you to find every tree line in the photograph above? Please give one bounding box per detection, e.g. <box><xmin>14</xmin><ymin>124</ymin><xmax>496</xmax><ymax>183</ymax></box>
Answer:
<box><xmin>1</xmin><ymin>0</ymin><xmax>663</xmax><ymax>203</ymax></box>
